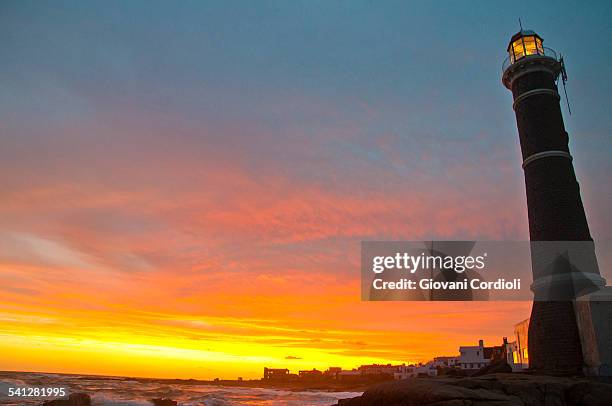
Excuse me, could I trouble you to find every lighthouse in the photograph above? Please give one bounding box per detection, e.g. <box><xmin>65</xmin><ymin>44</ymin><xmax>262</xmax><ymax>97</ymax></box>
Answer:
<box><xmin>502</xmin><ymin>29</ymin><xmax>606</xmax><ymax>374</ymax></box>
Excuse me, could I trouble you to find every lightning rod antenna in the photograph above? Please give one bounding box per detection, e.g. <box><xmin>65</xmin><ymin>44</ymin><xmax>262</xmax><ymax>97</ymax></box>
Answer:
<box><xmin>559</xmin><ymin>54</ymin><xmax>572</xmax><ymax>115</ymax></box>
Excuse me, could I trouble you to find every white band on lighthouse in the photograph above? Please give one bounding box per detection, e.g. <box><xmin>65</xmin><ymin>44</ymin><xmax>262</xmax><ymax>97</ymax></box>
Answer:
<box><xmin>530</xmin><ymin>272</ymin><xmax>607</xmax><ymax>294</ymax></box>
<box><xmin>513</xmin><ymin>88</ymin><xmax>560</xmax><ymax>110</ymax></box>
<box><xmin>522</xmin><ymin>150</ymin><xmax>572</xmax><ymax>169</ymax></box>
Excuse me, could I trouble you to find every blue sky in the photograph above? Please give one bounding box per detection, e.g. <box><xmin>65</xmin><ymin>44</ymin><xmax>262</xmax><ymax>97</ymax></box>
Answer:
<box><xmin>2</xmin><ymin>0</ymin><xmax>611</xmax><ymax>240</ymax></box>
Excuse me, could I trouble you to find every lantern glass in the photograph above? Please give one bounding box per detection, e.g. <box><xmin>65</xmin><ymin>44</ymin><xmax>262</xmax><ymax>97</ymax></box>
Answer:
<box><xmin>510</xmin><ymin>35</ymin><xmax>544</xmax><ymax>63</ymax></box>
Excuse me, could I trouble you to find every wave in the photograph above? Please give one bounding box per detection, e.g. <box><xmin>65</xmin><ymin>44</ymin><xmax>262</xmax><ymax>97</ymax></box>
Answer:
<box><xmin>0</xmin><ymin>379</ymin><xmax>28</xmax><ymax>397</ymax></box>
<box><xmin>90</xmin><ymin>393</ymin><xmax>155</xmax><ymax>406</ymax></box>
<box><xmin>0</xmin><ymin>372</ymin><xmax>362</xmax><ymax>405</ymax></box>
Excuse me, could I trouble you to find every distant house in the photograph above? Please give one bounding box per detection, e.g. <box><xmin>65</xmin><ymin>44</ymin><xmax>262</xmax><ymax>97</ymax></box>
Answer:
<box><xmin>433</xmin><ymin>356</ymin><xmax>459</xmax><ymax>368</ymax></box>
<box><xmin>324</xmin><ymin>367</ymin><xmax>342</xmax><ymax>379</ymax></box>
<box><xmin>484</xmin><ymin>343</ymin><xmax>506</xmax><ymax>363</ymax></box>
<box><xmin>416</xmin><ymin>362</ymin><xmax>438</xmax><ymax>377</ymax></box>
<box><xmin>358</xmin><ymin>363</ymin><xmax>404</xmax><ymax>375</ymax></box>
<box><xmin>459</xmin><ymin>339</ymin><xmax>490</xmax><ymax>370</ymax></box>
<box><xmin>458</xmin><ymin>338</ymin><xmax>511</xmax><ymax>371</ymax></box>
<box><xmin>298</xmin><ymin>368</ymin><xmax>323</xmax><ymax>380</ymax></box>
<box><xmin>394</xmin><ymin>362</ymin><xmax>437</xmax><ymax>380</ymax></box>
<box><xmin>263</xmin><ymin>367</ymin><xmax>289</xmax><ymax>381</ymax></box>
<box><xmin>393</xmin><ymin>365</ymin><xmax>415</xmax><ymax>380</ymax></box>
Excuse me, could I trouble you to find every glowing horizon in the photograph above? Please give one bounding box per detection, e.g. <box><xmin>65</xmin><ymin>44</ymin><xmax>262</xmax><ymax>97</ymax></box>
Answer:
<box><xmin>0</xmin><ymin>264</ymin><xmax>530</xmax><ymax>380</ymax></box>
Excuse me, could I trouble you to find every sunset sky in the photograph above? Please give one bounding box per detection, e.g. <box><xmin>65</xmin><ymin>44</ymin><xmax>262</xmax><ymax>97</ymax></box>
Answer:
<box><xmin>1</xmin><ymin>0</ymin><xmax>612</xmax><ymax>380</ymax></box>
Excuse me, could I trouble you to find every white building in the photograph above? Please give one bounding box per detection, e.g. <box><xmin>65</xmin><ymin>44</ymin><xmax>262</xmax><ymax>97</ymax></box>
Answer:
<box><xmin>393</xmin><ymin>362</ymin><xmax>437</xmax><ymax>380</ymax></box>
<box><xmin>393</xmin><ymin>365</ymin><xmax>415</xmax><ymax>380</ymax></box>
<box><xmin>433</xmin><ymin>356</ymin><xmax>459</xmax><ymax>368</ymax></box>
<box><xmin>459</xmin><ymin>339</ymin><xmax>490</xmax><ymax>370</ymax></box>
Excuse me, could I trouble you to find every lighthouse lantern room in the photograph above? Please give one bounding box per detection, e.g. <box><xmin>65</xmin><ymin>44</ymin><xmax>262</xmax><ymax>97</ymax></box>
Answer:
<box><xmin>507</xmin><ymin>30</ymin><xmax>544</xmax><ymax>63</ymax></box>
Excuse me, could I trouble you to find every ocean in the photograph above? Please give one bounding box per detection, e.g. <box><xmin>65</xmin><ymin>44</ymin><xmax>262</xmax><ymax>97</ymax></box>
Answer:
<box><xmin>0</xmin><ymin>372</ymin><xmax>361</xmax><ymax>406</ymax></box>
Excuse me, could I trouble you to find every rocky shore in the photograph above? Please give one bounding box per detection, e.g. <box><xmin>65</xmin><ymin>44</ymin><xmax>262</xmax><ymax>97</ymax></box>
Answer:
<box><xmin>335</xmin><ymin>373</ymin><xmax>612</xmax><ymax>406</ymax></box>
<box><xmin>41</xmin><ymin>394</ymin><xmax>177</xmax><ymax>406</ymax></box>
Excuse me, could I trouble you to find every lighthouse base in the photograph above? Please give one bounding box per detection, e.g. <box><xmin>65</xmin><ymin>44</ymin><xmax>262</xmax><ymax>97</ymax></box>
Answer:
<box><xmin>528</xmin><ymin>301</ymin><xmax>584</xmax><ymax>375</ymax></box>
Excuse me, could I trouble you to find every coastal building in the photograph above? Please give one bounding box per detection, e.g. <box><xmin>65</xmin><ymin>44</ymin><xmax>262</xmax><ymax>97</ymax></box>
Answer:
<box><xmin>459</xmin><ymin>340</ymin><xmax>490</xmax><ymax>370</ymax></box>
<box><xmin>433</xmin><ymin>356</ymin><xmax>459</xmax><ymax>368</ymax></box>
<box><xmin>358</xmin><ymin>364</ymin><xmax>404</xmax><ymax>375</ymax></box>
<box><xmin>263</xmin><ymin>367</ymin><xmax>289</xmax><ymax>381</ymax></box>
<box><xmin>394</xmin><ymin>362</ymin><xmax>437</xmax><ymax>380</ymax></box>
<box><xmin>324</xmin><ymin>367</ymin><xmax>342</xmax><ymax>379</ymax></box>
<box><xmin>416</xmin><ymin>362</ymin><xmax>438</xmax><ymax>377</ymax></box>
<box><xmin>298</xmin><ymin>369</ymin><xmax>323</xmax><ymax>380</ymax></box>
<box><xmin>393</xmin><ymin>365</ymin><xmax>415</xmax><ymax>380</ymax></box>
<box><xmin>484</xmin><ymin>342</ymin><xmax>507</xmax><ymax>364</ymax></box>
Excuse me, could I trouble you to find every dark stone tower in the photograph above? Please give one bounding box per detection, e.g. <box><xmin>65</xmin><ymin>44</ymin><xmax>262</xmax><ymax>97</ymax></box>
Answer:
<box><xmin>502</xmin><ymin>30</ymin><xmax>606</xmax><ymax>374</ymax></box>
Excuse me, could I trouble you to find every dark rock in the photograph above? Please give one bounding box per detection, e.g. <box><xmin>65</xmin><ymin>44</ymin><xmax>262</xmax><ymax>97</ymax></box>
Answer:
<box><xmin>41</xmin><ymin>393</ymin><xmax>91</xmax><ymax>406</ymax></box>
<box><xmin>472</xmin><ymin>360</ymin><xmax>512</xmax><ymax>376</ymax></box>
<box><xmin>335</xmin><ymin>373</ymin><xmax>612</xmax><ymax>406</ymax></box>
<box><xmin>150</xmin><ymin>398</ymin><xmax>178</xmax><ymax>406</ymax></box>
